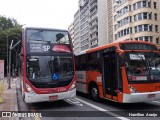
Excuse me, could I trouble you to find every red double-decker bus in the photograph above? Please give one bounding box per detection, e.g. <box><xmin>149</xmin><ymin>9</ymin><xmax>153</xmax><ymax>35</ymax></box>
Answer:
<box><xmin>19</xmin><ymin>27</ymin><xmax>76</xmax><ymax>103</ymax></box>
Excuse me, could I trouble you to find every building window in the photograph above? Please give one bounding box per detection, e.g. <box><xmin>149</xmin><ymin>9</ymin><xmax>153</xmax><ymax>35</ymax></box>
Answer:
<box><xmin>129</xmin><ymin>5</ymin><xmax>131</xmax><ymax>11</ymax></box>
<box><xmin>143</xmin><ymin>12</ymin><xmax>147</xmax><ymax>19</ymax></box>
<box><xmin>133</xmin><ymin>1</ymin><xmax>151</xmax><ymax>10</ymax></box>
<box><xmin>135</xmin><ymin>36</ymin><xmax>153</xmax><ymax>42</ymax></box>
<box><xmin>134</xmin><ymin>12</ymin><xmax>152</xmax><ymax>21</ymax></box>
<box><xmin>139</xmin><ymin>37</ymin><xmax>143</xmax><ymax>41</ymax></box>
<box><xmin>148</xmin><ymin>1</ymin><xmax>151</xmax><ymax>7</ymax></box>
<box><xmin>129</xmin><ymin>16</ymin><xmax>132</xmax><ymax>22</ymax></box>
<box><xmin>149</xmin><ymin>24</ymin><xmax>152</xmax><ymax>31</ymax></box>
<box><xmin>156</xmin><ymin>37</ymin><xmax>159</xmax><ymax>44</ymax></box>
<box><xmin>144</xmin><ymin>36</ymin><xmax>149</xmax><ymax>42</ymax></box>
<box><xmin>126</xmin><ymin>28</ymin><xmax>129</xmax><ymax>34</ymax></box>
<box><xmin>142</xmin><ymin>1</ymin><xmax>147</xmax><ymax>7</ymax></box>
<box><xmin>138</xmin><ymin>13</ymin><xmax>142</xmax><ymax>20</ymax></box>
<box><xmin>115</xmin><ymin>34</ymin><xmax>117</xmax><ymax>40</ymax></box>
<box><xmin>144</xmin><ymin>24</ymin><xmax>148</xmax><ymax>31</ymax></box>
<box><xmin>154</xmin><ymin>2</ymin><xmax>157</xmax><ymax>9</ymax></box>
<box><xmin>155</xmin><ymin>13</ymin><xmax>157</xmax><ymax>20</ymax></box>
<box><xmin>148</xmin><ymin>12</ymin><xmax>152</xmax><ymax>19</ymax></box>
<box><xmin>135</xmin><ymin>38</ymin><xmax>138</xmax><ymax>40</ymax></box>
<box><xmin>124</xmin><ymin>29</ymin><xmax>126</xmax><ymax>35</ymax></box>
<box><xmin>135</xmin><ymin>24</ymin><xmax>152</xmax><ymax>33</ymax></box>
<box><xmin>116</xmin><ymin>27</ymin><xmax>132</xmax><ymax>39</ymax></box>
<box><xmin>135</xmin><ymin>26</ymin><xmax>137</xmax><ymax>33</ymax></box>
<box><xmin>155</xmin><ymin>25</ymin><xmax>158</xmax><ymax>32</ymax></box>
<box><xmin>130</xmin><ymin>27</ymin><xmax>132</xmax><ymax>34</ymax></box>
<box><xmin>139</xmin><ymin>25</ymin><xmax>143</xmax><ymax>32</ymax></box>
<box><xmin>133</xmin><ymin>4</ymin><xmax>136</xmax><ymax>10</ymax></box>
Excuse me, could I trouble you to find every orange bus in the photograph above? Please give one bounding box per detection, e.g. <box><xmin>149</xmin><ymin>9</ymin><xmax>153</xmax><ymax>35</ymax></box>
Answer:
<box><xmin>75</xmin><ymin>40</ymin><xmax>160</xmax><ymax>103</ymax></box>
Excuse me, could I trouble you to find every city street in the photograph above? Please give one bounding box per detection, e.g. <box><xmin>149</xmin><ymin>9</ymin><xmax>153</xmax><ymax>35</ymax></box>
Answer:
<box><xmin>17</xmin><ymin>90</ymin><xmax>160</xmax><ymax>120</ymax></box>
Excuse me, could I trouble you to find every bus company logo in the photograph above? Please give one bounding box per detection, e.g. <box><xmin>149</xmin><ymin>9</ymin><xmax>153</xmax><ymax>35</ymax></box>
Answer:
<box><xmin>2</xmin><ymin>112</ymin><xmax>11</xmax><ymax>117</ymax></box>
<box><xmin>42</xmin><ymin>45</ymin><xmax>50</xmax><ymax>52</ymax></box>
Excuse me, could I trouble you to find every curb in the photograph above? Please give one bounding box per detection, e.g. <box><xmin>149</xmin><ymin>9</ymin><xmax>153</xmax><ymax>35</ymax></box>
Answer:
<box><xmin>15</xmin><ymin>78</ymin><xmax>20</xmax><ymax>120</ymax></box>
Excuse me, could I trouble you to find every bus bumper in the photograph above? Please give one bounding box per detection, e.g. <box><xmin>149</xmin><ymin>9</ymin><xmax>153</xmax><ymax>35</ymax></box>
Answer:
<box><xmin>123</xmin><ymin>91</ymin><xmax>160</xmax><ymax>103</ymax></box>
<box><xmin>24</xmin><ymin>88</ymin><xmax>76</xmax><ymax>103</ymax></box>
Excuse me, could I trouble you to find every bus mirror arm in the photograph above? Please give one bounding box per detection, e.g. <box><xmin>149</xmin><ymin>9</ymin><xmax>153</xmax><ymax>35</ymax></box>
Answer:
<box><xmin>116</xmin><ymin>49</ymin><xmax>124</xmax><ymax>56</ymax></box>
<box><xmin>119</xmin><ymin>55</ymin><xmax>125</xmax><ymax>67</ymax></box>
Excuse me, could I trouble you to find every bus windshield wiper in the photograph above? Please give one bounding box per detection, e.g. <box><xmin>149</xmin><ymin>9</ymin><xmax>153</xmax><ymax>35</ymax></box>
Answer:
<box><xmin>27</xmin><ymin>30</ymin><xmax>43</xmax><ymax>43</ymax></box>
<box><xmin>31</xmin><ymin>76</ymin><xmax>52</xmax><ymax>82</ymax></box>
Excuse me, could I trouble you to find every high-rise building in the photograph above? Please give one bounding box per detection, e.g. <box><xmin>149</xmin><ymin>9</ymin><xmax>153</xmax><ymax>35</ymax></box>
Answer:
<box><xmin>70</xmin><ymin>0</ymin><xmax>160</xmax><ymax>54</ymax></box>
<box><xmin>73</xmin><ymin>0</ymin><xmax>108</xmax><ymax>53</ymax></box>
<box><xmin>68</xmin><ymin>22</ymin><xmax>75</xmax><ymax>48</ymax></box>
<box><xmin>73</xmin><ymin>10</ymin><xmax>81</xmax><ymax>53</ymax></box>
<box><xmin>113</xmin><ymin>0</ymin><xmax>160</xmax><ymax>44</ymax></box>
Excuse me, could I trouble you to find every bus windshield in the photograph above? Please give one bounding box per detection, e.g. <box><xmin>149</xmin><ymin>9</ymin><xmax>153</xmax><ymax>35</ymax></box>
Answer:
<box><xmin>124</xmin><ymin>52</ymin><xmax>160</xmax><ymax>82</ymax></box>
<box><xmin>26</xmin><ymin>55</ymin><xmax>74</xmax><ymax>88</ymax></box>
<box><xmin>26</xmin><ymin>29</ymin><xmax>70</xmax><ymax>44</ymax></box>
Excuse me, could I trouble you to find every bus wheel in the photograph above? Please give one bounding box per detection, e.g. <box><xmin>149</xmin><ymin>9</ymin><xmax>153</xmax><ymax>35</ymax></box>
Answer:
<box><xmin>90</xmin><ymin>84</ymin><xmax>99</xmax><ymax>101</ymax></box>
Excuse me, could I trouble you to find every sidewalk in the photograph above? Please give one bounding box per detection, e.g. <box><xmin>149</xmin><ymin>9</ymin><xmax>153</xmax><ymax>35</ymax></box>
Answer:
<box><xmin>0</xmin><ymin>77</ymin><xmax>19</xmax><ymax>120</ymax></box>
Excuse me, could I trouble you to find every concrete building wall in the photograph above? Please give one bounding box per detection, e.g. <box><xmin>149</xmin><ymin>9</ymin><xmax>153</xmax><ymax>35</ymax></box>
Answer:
<box><xmin>98</xmin><ymin>0</ymin><xmax>109</xmax><ymax>46</ymax></box>
<box><xmin>73</xmin><ymin>0</ymin><xmax>109</xmax><ymax>53</ymax></box>
<box><xmin>73</xmin><ymin>10</ymin><xmax>81</xmax><ymax>53</ymax></box>
<box><xmin>68</xmin><ymin>22</ymin><xmax>74</xmax><ymax>46</ymax></box>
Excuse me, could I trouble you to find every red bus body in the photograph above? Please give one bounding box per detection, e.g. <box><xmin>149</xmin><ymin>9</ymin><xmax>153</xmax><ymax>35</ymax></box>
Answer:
<box><xmin>19</xmin><ymin>27</ymin><xmax>76</xmax><ymax>103</ymax></box>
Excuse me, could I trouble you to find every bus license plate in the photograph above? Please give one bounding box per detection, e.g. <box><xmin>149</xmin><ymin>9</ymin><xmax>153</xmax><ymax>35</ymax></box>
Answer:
<box><xmin>49</xmin><ymin>95</ymin><xmax>58</xmax><ymax>100</ymax></box>
<box><xmin>148</xmin><ymin>94</ymin><xmax>155</xmax><ymax>98</ymax></box>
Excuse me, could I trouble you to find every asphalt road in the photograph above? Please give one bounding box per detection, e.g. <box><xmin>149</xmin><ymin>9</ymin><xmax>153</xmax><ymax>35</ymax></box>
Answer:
<box><xmin>17</xmin><ymin>91</ymin><xmax>160</xmax><ymax>120</ymax></box>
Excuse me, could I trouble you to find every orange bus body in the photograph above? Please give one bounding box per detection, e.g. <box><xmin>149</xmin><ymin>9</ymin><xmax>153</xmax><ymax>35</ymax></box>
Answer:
<box><xmin>76</xmin><ymin>40</ymin><xmax>160</xmax><ymax>103</ymax></box>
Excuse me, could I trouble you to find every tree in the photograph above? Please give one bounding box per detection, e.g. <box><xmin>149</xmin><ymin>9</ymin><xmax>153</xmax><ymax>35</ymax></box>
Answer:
<box><xmin>0</xmin><ymin>15</ymin><xmax>22</xmax><ymax>75</ymax></box>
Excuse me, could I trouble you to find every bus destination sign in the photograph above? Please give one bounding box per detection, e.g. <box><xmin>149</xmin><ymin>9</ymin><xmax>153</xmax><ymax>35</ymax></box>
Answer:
<box><xmin>27</xmin><ymin>43</ymin><xmax>71</xmax><ymax>53</ymax></box>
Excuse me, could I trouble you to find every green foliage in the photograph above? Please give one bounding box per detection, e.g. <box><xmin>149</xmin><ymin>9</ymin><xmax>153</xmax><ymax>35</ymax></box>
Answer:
<box><xmin>0</xmin><ymin>15</ymin><xmax>22</xmax><ymax>72</ymax></box>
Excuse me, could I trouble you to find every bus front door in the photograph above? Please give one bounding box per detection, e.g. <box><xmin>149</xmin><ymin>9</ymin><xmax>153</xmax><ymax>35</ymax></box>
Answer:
<box><xmin>103</xmin><ymin>52</ymin><xmax>118</xmax><ymax>101</ymax></box>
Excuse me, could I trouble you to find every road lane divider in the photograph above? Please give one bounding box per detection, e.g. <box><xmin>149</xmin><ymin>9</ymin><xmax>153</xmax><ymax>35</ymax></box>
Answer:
<box><xmin>65</xmin><ymin>98</ymin><xmax>83</xmax><ymax>106</ymax></box>
<box><xmin>75</xmin><ymin>97</ymin><xmax>130</xmax><ymax>120</ymax></box>
<box><xmin>152</xmin><ymin>101</ymin><xmax>160</xmax><ymax>104</ymax></box>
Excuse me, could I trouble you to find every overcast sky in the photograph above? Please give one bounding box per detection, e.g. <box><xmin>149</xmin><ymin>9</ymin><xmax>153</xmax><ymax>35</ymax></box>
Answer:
<box><xmin>0</xmin><ymin>0</ymin><xmax>79</xmax><ymax>29</ymax></box>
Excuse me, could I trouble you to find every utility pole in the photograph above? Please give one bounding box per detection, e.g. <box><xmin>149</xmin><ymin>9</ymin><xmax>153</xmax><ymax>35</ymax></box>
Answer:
<box><xmin>8</xmin><ymin>40</ymin><xmax>21</xmax><ymax>89</ymax></box>
<box><xmin>8</xmin><ymin>40</ymin><xmax>13</xmax><ymax>89</ymax></box>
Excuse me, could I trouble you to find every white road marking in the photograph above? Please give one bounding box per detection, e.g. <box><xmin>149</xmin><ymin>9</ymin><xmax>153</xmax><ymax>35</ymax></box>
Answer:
<box><xmin>152</xmin><ymin>101</ymin><xmax>160</xmax><ymax>104</ymax></box>
<box><xmin>75</xmin><ymin>98</ymin><xmax>130</xmax><ymax>120</ymax></box>
<box><xmin>65</xmin><ymin>98</ymin><xmax>83</xmax><ymax>106</ymax></box>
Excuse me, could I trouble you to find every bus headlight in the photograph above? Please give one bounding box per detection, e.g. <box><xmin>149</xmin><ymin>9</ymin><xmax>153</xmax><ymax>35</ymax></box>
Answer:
<box><xmin>69</xmin><ymin>81</ymin><xmax>76</xmax><ymax>91</ymax></box>
<box><xmin>26</xmin><ymin>84</ymin><xmax>36</xmax><ymax>94</ymax></box>
<box><xmin>129</xmin><ymin>85</ymin><xmax>139</xmax><ymax>93</ymax></box>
